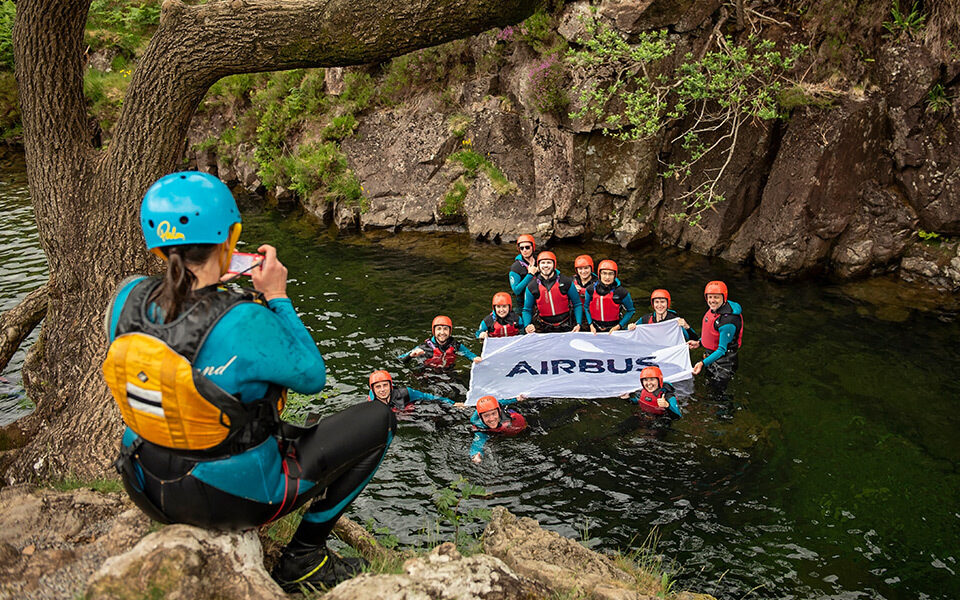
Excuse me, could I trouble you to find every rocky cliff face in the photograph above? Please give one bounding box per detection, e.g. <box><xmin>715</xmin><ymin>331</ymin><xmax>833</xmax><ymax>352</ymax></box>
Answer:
<box><xmin>189</xmin><ymin>0</ymin><xmax>960</xmax><ymax>292</ymax></box>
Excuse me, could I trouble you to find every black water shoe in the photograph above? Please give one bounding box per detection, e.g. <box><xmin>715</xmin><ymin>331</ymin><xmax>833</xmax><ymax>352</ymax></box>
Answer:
<box><xmin>271</xmin><ymin>546</ymin><xmax>366</xmax><ymax>592</ymax></box>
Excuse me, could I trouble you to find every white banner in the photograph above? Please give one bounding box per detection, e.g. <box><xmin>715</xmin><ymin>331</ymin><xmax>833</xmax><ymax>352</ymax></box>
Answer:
<box><xmin>466</xmin><ymin>320</ymin><xmax>693</xmax><ymax>405</ymax></box>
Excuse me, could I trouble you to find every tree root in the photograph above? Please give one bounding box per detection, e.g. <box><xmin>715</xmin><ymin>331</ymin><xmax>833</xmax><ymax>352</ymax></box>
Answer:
<box><xmin>0</xmin><ymin>283</ymin><xmax>48</xmax><ymax>373</ymax></box>
<box><xmin>333</xmin><ymin>515</ymin><xmax>408</xmax><ymax>565</ymax></box>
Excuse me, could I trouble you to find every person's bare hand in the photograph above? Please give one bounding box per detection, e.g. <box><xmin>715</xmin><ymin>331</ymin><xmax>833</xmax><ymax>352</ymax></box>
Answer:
<box><xmin>471</xmin><ymin>454</ymin><xmax>483</xmax><ymax>464</ymax></box>
<box><xmin>409</xmin><ymin>347</ymin><xmax>425</xmax><ymax>357</ymax></box>
<box><xmin>473</xmin><ymin>356</ymin><xmax>482</xmax><ymax>363</ymax></box>
<box><xmin>251</xmin><ymin>245</ymin><xmax>287</xmax><ymax>301</ymax></box>
<box><xmin>527</xmin><ymin>264</ymin><xmax>538</xmax><ymax>275</ymax></box>
<box><xmin>627</xmin><ymin>322</ymin><xmax>637</xmax><ymax>330</ymax></box>
<box><xmin>692</xmin><ymin>361</ymin><xmax>703</xmax><ymax>375</ymax></box>
<box><xmin>590</xmin><ymin>324</ymin><xmax>597</xmax><ymax>335</ymax></box>
<box><xmin>478</xmin><ymin>332</ymin><xmax>488</xmax><ymax>340</ymax></box>
<box><xmin>657</xmin><ymin>398</ymin><xmax>669</xmax><ymax>408</ymax></box>
<box><xmin>453</xmin><ymin>402</ymin><xmax>466</xmax><ymax>408</ymax></box>
<box><xmin>571</xmin><ymin>324</ymin><xmax>581</xmax><ymax>333</ymax></box>
<box><xmin>609</xmin><ymin>325</ymin><xmax>621</xmax><ymax>334</ymax></box>
<box><xmin>687</xmin><ymin>340</ymin><xmax>700</xmax><ymax>349</ymax></box>
<box><xmin>676</xmin><ymin>318</ymin><xmax>689</xmax><ymax>329</ymax></box>
<box><xmin>525</xmin><ymin>324</ymin><xmax>536</xmax><ymax>334</ymax></box>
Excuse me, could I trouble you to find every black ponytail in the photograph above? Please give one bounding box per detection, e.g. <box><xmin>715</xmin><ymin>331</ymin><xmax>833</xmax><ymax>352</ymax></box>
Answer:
<box><xmin>149</xmin><ymin>244</ymin><xmax>218</xmax><ymax>322</ymax></box>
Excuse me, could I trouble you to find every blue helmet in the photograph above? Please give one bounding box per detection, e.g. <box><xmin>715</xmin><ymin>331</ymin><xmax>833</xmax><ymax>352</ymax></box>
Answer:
<box><xmin>140</xmin><ymin>172</ymin><xmax>240</xmax><ymax>251</ymax></box>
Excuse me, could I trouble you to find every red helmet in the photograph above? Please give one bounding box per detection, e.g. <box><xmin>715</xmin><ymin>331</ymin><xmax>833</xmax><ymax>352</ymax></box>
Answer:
<box><xmin>574</xmin><ymin>255</ymin><xmax>594</xmax><ymax>270</ymax></box>
<box><xmin>597</xmin><ymin>260</ymin><xmax>618</xmax><ymax>275</ymax></box>
<box><xmin>650</xmin><ymin>289</ymin><xmax>671</xmax><ymax>309</ymax></box>
<box><xmin>537</xmin><ymin>251</ymin><xmax>557</xmax><ymax>265</ymax></box>
<box><xmin>704</xmin><ymin>280</ymin><xmax>728</xmax><ymax>303</ymax></box>
<box><xmin>516</xmin><ymin>234</ymin><xmax>536</xmax><ymax>250</ymax></box>
<box><xmin>639</xmin><ymin>366</ymin><xmax>663</xmax><ymax>388</ymax></box>
<box><xmin>432</xmin><ymin>315</ymin><xmax>453</xmax><ymax>332</ymax></box>
<box><xmin>368</xmin><ymin>370</ymin><xmax>393</xmax><ymax>389</ymax></box>
<box><xmin>476</xmin><ymin>395</ymin><xmax>500</xmax><ymax>414</ymax></box>
<box><xmin>492</xmin><ymin>292</ymin><xmax>512</xmax><ymax>307</ymax></box>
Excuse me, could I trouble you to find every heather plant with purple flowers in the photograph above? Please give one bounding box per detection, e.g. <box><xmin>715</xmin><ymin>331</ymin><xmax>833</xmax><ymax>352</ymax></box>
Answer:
<box><xmin>528</xmin><ymin>55</ymin><xmax>567</xmax><ymax>114</ymax></box>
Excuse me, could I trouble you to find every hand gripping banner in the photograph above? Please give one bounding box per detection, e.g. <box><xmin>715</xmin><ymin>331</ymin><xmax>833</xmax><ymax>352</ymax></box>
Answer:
<box><xmin>466</xmin><ymin>320</ymin><xmax>693</xmax><ymax>405</ymax></box>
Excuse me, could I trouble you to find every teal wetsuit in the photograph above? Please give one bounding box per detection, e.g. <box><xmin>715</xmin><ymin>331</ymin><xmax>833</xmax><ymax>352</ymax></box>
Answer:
<box><xmin>108</xmin><ymin>276</ymin><xmax>395</xmax><ymax>540</ymax></box>
<box><xmin>469</xmin><ymin>397</ymin><xmax>520</xmax><ymax>457</ymax></box>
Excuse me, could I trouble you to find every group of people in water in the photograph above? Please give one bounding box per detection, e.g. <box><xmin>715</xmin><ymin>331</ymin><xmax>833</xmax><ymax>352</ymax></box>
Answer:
<box><xmin>102</xmin><ymin>171</ymin><xmax>744</xmax><ymax>592</ymax></box>
<box><xmin>369</xmin><ymin>232</ymin><xmax>744</xmax><ymax>463</ymax></box>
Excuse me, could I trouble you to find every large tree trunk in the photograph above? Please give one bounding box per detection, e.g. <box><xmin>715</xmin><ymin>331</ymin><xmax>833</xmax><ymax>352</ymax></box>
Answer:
<box><xmin>5</xmin><ymin>0</ymin><xmax>540</xmax><ymax>482</ymax></box>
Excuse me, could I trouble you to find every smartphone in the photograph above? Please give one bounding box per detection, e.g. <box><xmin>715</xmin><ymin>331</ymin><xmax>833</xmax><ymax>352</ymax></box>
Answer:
<box><xmin>227</xmin><ymin>252</ymin><xmax>263</xmax><ymax>276</ymax></box>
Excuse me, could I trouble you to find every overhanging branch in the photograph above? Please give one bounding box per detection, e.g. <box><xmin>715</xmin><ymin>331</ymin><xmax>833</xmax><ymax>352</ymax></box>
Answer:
<box><xmin>109</xmin><ymin>0</ymin><xmax>541</xmax><ymax>190</ymax></box>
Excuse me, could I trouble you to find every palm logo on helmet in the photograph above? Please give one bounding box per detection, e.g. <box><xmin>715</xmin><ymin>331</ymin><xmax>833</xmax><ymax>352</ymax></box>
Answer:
<box><xmin>140</xmin><ymin>172</ymin><xmax>241</xmax><ymax>260</ymax></box>
<box><xmin>650</xmin><ymin>289</ymin><xmax>671</xmax><ymax>309</ymax></box>
<box><xmin>703</xmin><ymin>281</ymin><xmax>728</xmax><ymax>303</ymax></box>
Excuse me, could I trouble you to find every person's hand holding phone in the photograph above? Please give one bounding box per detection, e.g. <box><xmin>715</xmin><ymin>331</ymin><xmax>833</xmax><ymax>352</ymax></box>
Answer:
<box><xmin>252</xmin><ymin>244</ymin><xmax>288</xmax><ymax>301</ymax></box>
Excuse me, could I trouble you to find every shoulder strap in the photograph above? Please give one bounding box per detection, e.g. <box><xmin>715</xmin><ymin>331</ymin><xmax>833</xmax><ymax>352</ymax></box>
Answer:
<box><xmin>116</xmin><ymin>279</ymin><xmax>262</xmax><ymax>362</ymax></box>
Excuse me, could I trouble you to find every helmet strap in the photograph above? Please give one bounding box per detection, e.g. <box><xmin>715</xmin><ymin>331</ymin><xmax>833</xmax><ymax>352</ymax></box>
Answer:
<box><xmin>218</xmin><ymin>223</ymin><xmax>243</xmax><ymax>275</ymax></box>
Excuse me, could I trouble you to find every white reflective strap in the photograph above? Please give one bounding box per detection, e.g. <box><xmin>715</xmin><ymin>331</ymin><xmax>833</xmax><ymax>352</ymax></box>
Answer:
<box><xmin>126</xmin><ymin>382</ymin><xmax>162</xmax><ymax>403</ymax></box>
<box><xmin>127</xmin><ymin>396</ymin><xmax>165</xmax><ymax>418</ymax></box>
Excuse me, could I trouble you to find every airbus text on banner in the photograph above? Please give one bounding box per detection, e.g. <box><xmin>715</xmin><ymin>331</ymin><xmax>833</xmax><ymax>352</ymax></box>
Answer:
<box><xmin>466</xmin><ymin>320</ymin><xmax>693</xmax><ymax>405</ymax></box>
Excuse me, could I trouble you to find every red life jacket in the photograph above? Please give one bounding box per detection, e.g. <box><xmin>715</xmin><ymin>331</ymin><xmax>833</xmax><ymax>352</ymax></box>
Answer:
<box><xmin>574</xmin><ymin>276</ymin><xmax>594</xmax><ymax>304</ymax></box>
<box><xmin>701</xmin><ymin>305</ymin><xmax>743</xmax><ymax>352</ymax></box>
<box><xmin>424</xmin><ymin>339</ymin><xmax>458</xmax><ymax>368</ymax></box>
<box><xmin>589</xmin><ymin>288</ymin><xmax>621</xmax><ymax>324</ymax></box>
<box><xmin>536</xmin><ymin>278</ymin><xmax>570</xmax><ymax>318</ymax></box>
<box><xmin>641</xmin><ymin>309</ymin><xmax>678</xmax><ymax>324</ymax></box>
<box><xmin>637</xmin><ymin>388</ymin><xmax>668</xmax><ymax>415</ymax></box>
<box><xmin>474</xmin><ymin>409</ymin><xmax>527</xmax><ymax>436</ymax></box>
<box><xmin>483</xmin><ymin>312</ymin><xmax>520</xmax><ymax>337</ymax></box>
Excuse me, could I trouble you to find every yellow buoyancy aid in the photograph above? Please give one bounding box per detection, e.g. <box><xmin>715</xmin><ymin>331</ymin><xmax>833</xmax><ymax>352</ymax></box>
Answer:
<box><xmin>102</xmin><ymin>278</ymin><xmax>285</xmax><ymax>454</ymax></box>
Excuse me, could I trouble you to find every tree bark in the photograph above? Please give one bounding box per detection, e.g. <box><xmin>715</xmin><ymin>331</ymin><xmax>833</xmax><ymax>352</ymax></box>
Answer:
<box><xmin>0</xmin><ymin>284</ymin><xmax>47</xmax><ymax>373</ymax></box>
<box><xmin>5</xmin><ymin>0</ymin><xmax>541</xmax><ymax>482</ymax></box>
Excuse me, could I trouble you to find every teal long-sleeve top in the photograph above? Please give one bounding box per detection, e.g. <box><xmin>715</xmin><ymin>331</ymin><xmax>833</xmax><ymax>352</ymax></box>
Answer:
<box><xmin>469</xmin><ymin>397</ymin><xmax>519</xmax><ymax>457</ymax></box>
<box><xmin>702</xmin><ymin>301</ymin><xmax>742</xmax><ymax>367</ymax></box>
<box><xmin>108</xmin><ymin>277</ymin><xmax>327</xmax><ymax>504</ymax></box>
<box><xmin>509</xmin><ymin>254</ymin><xmax>535</xmax><ymax>297</ymax></box>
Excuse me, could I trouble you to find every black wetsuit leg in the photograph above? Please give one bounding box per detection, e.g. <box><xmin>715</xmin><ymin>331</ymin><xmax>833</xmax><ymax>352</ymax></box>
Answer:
<box><xmin>704</xmin><ymin>350</ymin><xmax>739</xmax><ymax>395</ymax></box>
<box><xmin>286</xmin><ymin>401</ymin><xmax>396</xmax><ymax>548</ymax></box>
<box><xmin>118</xmin><ymin>401</ymin><xmax>396</xmax><ymax>538</ymax></box>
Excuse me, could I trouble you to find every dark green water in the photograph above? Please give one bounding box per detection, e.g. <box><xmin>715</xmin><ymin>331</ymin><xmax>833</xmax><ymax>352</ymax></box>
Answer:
<box><xmin>3</xmin><ymin>165</ymin><xmax>959</xmax><ymax>599</ymax></box>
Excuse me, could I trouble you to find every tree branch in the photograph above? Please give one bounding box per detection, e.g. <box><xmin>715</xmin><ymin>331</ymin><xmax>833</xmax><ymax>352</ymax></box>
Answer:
<box><xmin>0</xmin><ymin>284</ymin><xmax>48</xmax><ymax>373</ymax></box>
<box><xmin>109</xmin><ymin>0</ymin><xmax>542</xmax><ymax>176</ymax></box>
